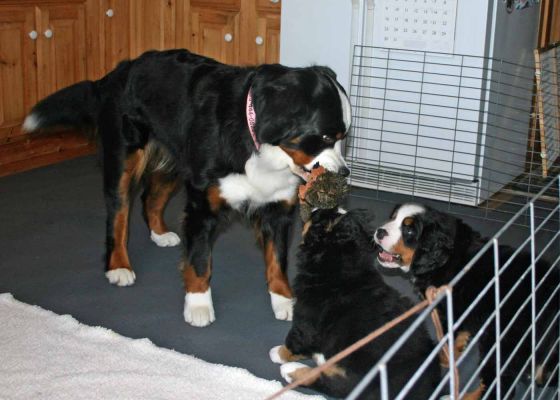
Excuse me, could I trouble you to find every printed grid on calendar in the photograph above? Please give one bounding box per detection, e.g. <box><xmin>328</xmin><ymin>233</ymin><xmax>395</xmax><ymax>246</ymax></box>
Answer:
<box><xmin>373</xmin><ymin>0</ymin><xmax>458</xmax><ymax>53</ymax></box>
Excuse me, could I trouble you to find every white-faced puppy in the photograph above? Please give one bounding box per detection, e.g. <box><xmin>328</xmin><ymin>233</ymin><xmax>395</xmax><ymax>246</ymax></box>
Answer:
<box><xmin>374</xmin><ymin>203</ymin><xmax>560</xmax><ymax>399</ymax></box>
<box><xmin>270</xmin><ymin>208</ymin><xmax>439</xmax><ymax>399</ymax></box>
<box><xmin>23</xmin><ymin>49</ymin><xmax>351</xmax><ymax>327</ymax></box>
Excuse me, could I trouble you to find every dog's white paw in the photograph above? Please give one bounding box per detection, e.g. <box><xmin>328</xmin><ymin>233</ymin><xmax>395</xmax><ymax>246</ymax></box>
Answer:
<box><xmin>184</xmin><ymin>290</ymin><xmax>215</xmax><ymax>327</ymax></box>
<box><xmin>270</xmin><ymin>345</ymin><xmax>288</xmax><ymax>364</ymax></box>
<box><xmin>150</xmin><ymin>231</ymin><xmax>181</xmax><ymax>247</ymax></box>
<box><xmin>270</xmin><ymin>292</ymin><xmax>294</xmax><ymax>321</ymax></box>
<box><xmin>280</xmin><ymin>362</ymin><xmax>308</xmax><ymax>384</ymax></box>
<box><xmin>105</xmin><ymin>268</ymin><xmax>136</xmax><ymax>286</ymax></box>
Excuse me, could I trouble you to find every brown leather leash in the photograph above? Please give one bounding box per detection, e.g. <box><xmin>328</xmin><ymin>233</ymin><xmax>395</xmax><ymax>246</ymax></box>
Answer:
<box><xmin>425</xmin><ymin>285</ymin><xmax>460</xmax><ymax>400</ymax></box>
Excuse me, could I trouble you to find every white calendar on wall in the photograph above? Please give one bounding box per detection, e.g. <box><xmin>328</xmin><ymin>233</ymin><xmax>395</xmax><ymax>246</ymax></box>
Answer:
<box><xmin>373</xmin><ymin>0</ymin><xmax>458</xmax><ymax>53</ymax></box>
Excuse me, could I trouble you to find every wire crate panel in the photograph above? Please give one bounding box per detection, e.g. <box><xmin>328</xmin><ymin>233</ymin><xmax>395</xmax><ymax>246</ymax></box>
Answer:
<box><xmin>346</xmin><ymin>175</ymin><xmax>560</xmax><ymax>400</ymax></box>
<box><xmin>347</xmin><ymin>45</ymin><xmax>542</xmax><ymax>208</ymax></box>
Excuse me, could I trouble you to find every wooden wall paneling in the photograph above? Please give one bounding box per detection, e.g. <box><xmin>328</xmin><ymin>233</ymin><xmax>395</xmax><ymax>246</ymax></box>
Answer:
<box><xmin>0</xmin><ymin>6</ymin><xmax>37</xmax><ymax>143</ymax></box>
<box><xmin>131</xmin><ymin>0</ymin><xmax>176</xmax><ymax>58</ymax></box>
<box><xmin>85</xmin><ymin>0</ymin><xmax>103</xmax><ymax>80</ymax></box>
<box><xmin>539</xmin><ymin>0</ymin><xmax>560</xmax><ymax>47</ymax></box>
<box><xmin>174</xmin><ymin>0</ymin><xmax>191</xmax><ymax>49</ymax></box>
<box><xmin>101</xmin><ymin>0</ymin><xmax>133</xmax><ymax>74</ymax></box>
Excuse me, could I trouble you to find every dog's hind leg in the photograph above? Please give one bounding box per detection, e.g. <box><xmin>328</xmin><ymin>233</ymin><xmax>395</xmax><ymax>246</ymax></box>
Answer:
<box><xmin>142</xmin><ymin>172</ymin><xmax>181</xmax><ymax>247</ymax></box>
<box><xmin>255</xmin><ymin>202</ymin><xmax>296</xmax><ymax>321</ymax></box>
<box><xmin>103</xmin><ymin>148</ymin><xmax>146</xmax><ymax>287</ymax></box>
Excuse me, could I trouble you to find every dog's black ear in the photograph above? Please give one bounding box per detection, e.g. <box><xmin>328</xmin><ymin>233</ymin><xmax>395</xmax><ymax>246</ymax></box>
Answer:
<box><xmin>411</xmin><ymin>208</ymin><xmax>456</xmax><ymax>275</ymax></box>
<box><xmin>312</xmin><ymin>66</ymin><xmax>337</xmax><ymax>80</ymax></box>
<box><xmin>389</xmin><ymin>203</ymin><xmax>401</xmax><ymax>219</ymax></box>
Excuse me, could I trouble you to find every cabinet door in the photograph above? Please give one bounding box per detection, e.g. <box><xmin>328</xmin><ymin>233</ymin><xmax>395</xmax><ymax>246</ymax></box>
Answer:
<box><xmin>131</xmin><ymin>0</ymin><xmax>176</xmax><ymax>58</ymax></box>
<box><xmin>0</xmin><ymin>6</ymin><xmax>37</xmax><ymax>141</ymax></box>
<box><xmin>189</xmin><ymin>7</ymin><xmax>239</xmax><ymax>64</ymax></box>
<box><xmin>256</xmin><ymin>11</ymin><xmax>280</xmax><ymax>64</ymax></box>
<box><xmin>36</xmin><ymin>3</ymin><xmax>87</xmax><ymax>100</ymax></box>
<box><xmin>103</xmin><ymin>0</ymin><xmax>132</xmax><ymax>72</ymax></box>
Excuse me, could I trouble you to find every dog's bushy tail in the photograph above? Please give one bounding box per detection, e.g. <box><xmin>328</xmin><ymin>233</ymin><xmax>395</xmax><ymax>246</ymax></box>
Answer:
<box><xmin>22</xmin><ymin>80</ymin><xmax>100</xmax><ymax>134</ymax></box>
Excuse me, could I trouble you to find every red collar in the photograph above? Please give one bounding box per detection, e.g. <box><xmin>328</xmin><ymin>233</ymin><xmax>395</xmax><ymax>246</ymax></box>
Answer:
<box><xmin>246</xmin><ymin>89</ymin><xmax>260</xmax><ymax>150</ymax></box>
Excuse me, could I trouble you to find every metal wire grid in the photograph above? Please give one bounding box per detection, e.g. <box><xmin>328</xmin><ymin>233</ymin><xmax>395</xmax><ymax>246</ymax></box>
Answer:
<box><xmin>345</xmin><ymin>174</ymin><xmax>560</xmax><ymax>400</ymax></box>
<box><xmin>346</xmin><ymin>45</ymin><xmax>560</xmax><ymax>227</ymax></box>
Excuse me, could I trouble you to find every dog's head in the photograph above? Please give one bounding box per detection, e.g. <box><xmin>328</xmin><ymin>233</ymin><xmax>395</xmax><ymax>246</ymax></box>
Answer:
<box><xmin>373</xmin><ymin>203</ymin><xmax>456</xmax><ymax>275</ymax></box>
<box><xmin>302</xmin><ymin>208</ymin><xmax>375</xmax><ymax>256</ymax></box>
<box><xmin>251</xmin><ymin>65</ymin><xmax>351</xmax><ymax>179</ymax></box>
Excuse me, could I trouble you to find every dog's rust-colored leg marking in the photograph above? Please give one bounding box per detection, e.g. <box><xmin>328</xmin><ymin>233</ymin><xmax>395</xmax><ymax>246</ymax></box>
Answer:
<box><xmin>288</xmin><ymin>364</ymin><xmax>347</xmax><ymax>386</ymax></box>
<box><xmin>264</xmin><ymin>241</ymin><xmax>293</xmax><ymax>299</ymax></box>
<box><xmin>108</xmin><ymin>150</ymin><xmax>146</xmax><ymax>271</ymax></box>
<box><xmin>181</xmin><ymin>259</ymin><xmax>212</xmax><ymax>293</ymax></box>
<box><xmin>143</xmin><ymin>173</ymin><xmax>178</xmax><ymax>235</ymax></box>
<box><xmin>277</xmin><ymin>345</ymin><xmax>307</xmax><ymax>363</ymax></box>
<box><xmin>207</xmin><ymin>185</ymin><xmax>225</xmax><ymax>214</ymax></box>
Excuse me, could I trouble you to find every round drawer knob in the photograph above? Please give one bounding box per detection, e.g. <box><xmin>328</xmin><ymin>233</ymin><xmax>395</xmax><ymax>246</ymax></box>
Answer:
<box><xmin>44</xmin><ymin>29</ymin><xmax>53</xmax><ymax>39</ymax></box>
<box><xmin>29</xmin><ymin>30</ymin><xmax>38</xmax><ymax>40</ymax></box>
<box><xmin>224</xmin><ymin>33</ymin><xmax>233</xmax><ymax>42</ymax></box>
<box><xmin>106</xmin><ymin>9</ymin><xmax>114</xmax><ymax>18</ymax></box>
<box><xmin>255</xmin><ymin>36</ymin><xmax>264</xmax><ymax>45</ymax></box>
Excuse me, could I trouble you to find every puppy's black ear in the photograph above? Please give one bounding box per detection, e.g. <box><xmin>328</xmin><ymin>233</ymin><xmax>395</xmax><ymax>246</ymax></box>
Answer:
<box><xmin>389</xmin><ymin>203</ymin><xmax>401</xmax><ymax>219</ymax></box>
<box><xmin>411</xmin><ymin>208</ymin><xmax>456</xmax><ymax>275</ymax></box>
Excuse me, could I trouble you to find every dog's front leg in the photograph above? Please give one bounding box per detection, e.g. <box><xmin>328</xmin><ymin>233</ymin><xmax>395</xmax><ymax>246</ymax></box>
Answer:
<box><xmin>255</xmin><ymin>202</ymin><xmax>296</xmax><ymax>321</ymax></box>
<box><xmin>181</xmin><ymin>185</ymin><xmax>220</xmax><ymax>327</ymax></box>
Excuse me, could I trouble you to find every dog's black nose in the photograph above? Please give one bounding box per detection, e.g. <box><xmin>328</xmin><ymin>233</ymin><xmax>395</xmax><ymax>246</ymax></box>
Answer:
<box><xmin>338</xmin><ymin>166</ymin><xmax>350</xmax><ymax>177</ymax></box>
<box><xmin>376</xmin><ymin>228</ymin><xmax>388</xmax><ymax>240</ymax></box>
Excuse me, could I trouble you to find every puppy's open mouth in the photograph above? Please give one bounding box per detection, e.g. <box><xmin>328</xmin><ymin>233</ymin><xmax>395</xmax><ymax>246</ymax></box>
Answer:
<box><xmin>377</xmin><ymin>250</ymin><xmax>402</xmax><ymax>264</ymax></box>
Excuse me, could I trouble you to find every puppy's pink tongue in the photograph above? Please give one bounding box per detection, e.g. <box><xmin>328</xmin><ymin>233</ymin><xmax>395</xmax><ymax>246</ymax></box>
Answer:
<box><xmin>378</xmin><ymin>251</ymin><xmax>395</xmax><ymax>262</ymax></box>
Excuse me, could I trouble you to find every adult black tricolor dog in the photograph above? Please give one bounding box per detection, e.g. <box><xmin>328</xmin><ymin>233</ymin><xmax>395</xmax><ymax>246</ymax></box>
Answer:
<box><xmin>374</xmin><ymin>203</ymin><xmax>560</xmax><ymax>399</ymax></box>
<box><xmin>270</xmin><ymin>208</ymin><xmax>439</xmax><ymax>399</ymax></box>
<box><xmin>23</xmin><ymin>49</ymin><xmax>351</xmax><ymax>327</ymax></box>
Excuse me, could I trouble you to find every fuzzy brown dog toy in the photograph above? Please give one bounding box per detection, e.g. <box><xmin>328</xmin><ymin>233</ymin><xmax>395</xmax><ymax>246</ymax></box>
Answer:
<box><xmin>298</xmin><ymin>166</ymin><xmax>349</xmax><ymax>222</ymax></box>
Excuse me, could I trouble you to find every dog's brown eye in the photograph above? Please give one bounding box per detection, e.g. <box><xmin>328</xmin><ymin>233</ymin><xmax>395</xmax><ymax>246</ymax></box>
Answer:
<box><xmin>322</xmin><ymin>135</ymin><xmax>335</xmax><ymax>144</ymax></box>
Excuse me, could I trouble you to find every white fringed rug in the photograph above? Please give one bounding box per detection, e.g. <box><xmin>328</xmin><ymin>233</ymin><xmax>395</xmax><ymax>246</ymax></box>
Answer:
<box><xmin>0</xmin><ymin>293</ymin><xmax>323</xmax><ymax>400</ymax></box>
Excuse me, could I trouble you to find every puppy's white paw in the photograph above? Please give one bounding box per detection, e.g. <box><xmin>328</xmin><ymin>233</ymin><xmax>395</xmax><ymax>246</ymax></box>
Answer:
<box><xmin>150</xmin><ymin>230</ymin><xmax>181</xmax><ymax>247</ymax></box>
<box><xmin>269</xmin><ymin>345</ymin><xmax>287</xmax><ymax>364</ymax></box>
<box><xmin>270</xmin><ymin>292</ymin><xmax>294</xmax><ymax>321</ymax></box>
<box><xmin>105</xmin><ymin>268</ymin><xmax>136</xmax><ymax>286</ymax></box>
<box><xmin>280</xmin><ymin>362</ymin><xmax>308</xmax><ymax>384</ymax></box>
<box><xmin>184</xmin><ymin>290</ymin><xmax>215</xmax><ymax>327</ymax></box>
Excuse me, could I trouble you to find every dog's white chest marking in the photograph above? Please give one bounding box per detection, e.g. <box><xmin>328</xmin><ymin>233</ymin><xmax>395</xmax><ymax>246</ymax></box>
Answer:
<box><xmin>218</xmin><ymin>144</ymin><xmax>300</xmax><ymax>210</ymax></box>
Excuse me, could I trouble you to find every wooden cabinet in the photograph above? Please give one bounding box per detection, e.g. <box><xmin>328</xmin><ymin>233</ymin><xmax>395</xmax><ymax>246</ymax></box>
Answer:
<box><xmin>0</xmin><ymin>1</ymin><xmax>86</xmax><ymax>143</ymax></box>
<box><xmin>187</xmin><ymin>0</ymin><xmax>280</xmax><ymax>65</ymax></box>
<box><xmin>255</xmin><ymin>0</ymin><xmax>280</xmax><ymax>64</ymax></box>
<box><xmin>0</xmin><ymin>6</ymin><xmax>37</xmax><ymax>142</ymax></box>
<box><xmin>35</xmin><ymin>3</ymin><xmax>87</xmax><ymax>100</ymax></box>
<box><xmin>0</xmin><ymin>0</ymin><xmax>281</xmax><ymax>177</ymax></box>
<box><xmin>189</xmin><ymin>4</ymin><xmax>240</xmax><ymax>64</ymax></box>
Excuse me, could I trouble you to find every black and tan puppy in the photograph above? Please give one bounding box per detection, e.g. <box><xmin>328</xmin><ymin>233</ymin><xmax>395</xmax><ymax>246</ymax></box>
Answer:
<box><xmin>374</xmin><ymin>203</ymin><xmax>560</xmax><ymax>398</ymax></box>
<box><xmin>270</xmin><ymin>208</ymin><xmax>439</xmax><ymax>399</ymax></box>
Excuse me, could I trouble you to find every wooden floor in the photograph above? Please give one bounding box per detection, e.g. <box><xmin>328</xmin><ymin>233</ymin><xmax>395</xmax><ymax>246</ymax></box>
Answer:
<box><xmin>0</xmin><ymin>131</ymin><xmax>96</xmax><ymax>178</ymax></box>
